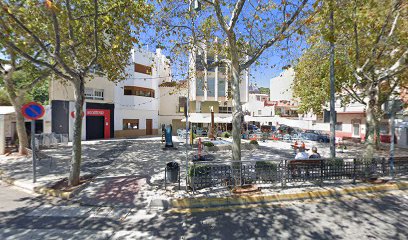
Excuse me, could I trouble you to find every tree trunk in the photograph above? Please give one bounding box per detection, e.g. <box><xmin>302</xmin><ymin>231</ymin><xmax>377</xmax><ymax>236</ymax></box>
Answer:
<box><xmin>228</xmin><ymin>36</ymin><xmax>243</xmax><ymax>186</ymax></box>
<box><xmin>2</xmin><ymin>72</ymin><xmax>29</xmax><ymax>155</ymax></box>
<box><xmin>68</xmin><ymin>78</ymin><xmax>85</xmax><ymax>186</ymax></box>
<box><xmin>14</xmin><ymin>96</ymin><xmax>29</xmax><ymax>155</ymax></box>
<box><xmin>364</xmin><ymin>83</ymin><xmax>379</xmax><ymax>158</ymax></box>
<box><xmin>374</xmin><ymin>116</ymin><xmax>380</xmax><ymax>150</ymax></box>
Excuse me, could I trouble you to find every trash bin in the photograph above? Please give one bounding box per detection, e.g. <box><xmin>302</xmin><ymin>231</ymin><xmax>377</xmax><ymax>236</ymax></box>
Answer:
<box><xmin>166</xmin><ymin>162</ymin><xmax>179</xmax><ymax>183</ymax></box>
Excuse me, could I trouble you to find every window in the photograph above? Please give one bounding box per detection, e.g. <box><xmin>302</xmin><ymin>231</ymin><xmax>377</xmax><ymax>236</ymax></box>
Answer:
<box><xmin>85</xmin><ymin>88</ymin><xmax>104</xmax><ymax>100</ymax></box>
<box><xmin>123</xmin><ymin>119</ymin><xmax>139</xmax><ymax>130</ymax></box>
<box><xmin>124</xmin><ymin>86</ymin><xmax>155</xmax><ymax>98</ymax></box>
<box><xmin>178</xmin><ymin>97</ymin><xmax>187</xmax><ymax>113</ymax></box>
<box><xmin>207</xmin><ymin>72</ymin><xmax>215</xmax><ymax>97</ymax></box>
<box><xmin>219</xmin><ymin>106</ymin><xmax>232</xmax><ymax>113</ymax></box>
<box><xmin>258</xmin><ymin>110</ymin><xmax>262</xmax><ymax>115</ymax></box>
<box><xmin>196</xmin><ymin>72</ymin><xmax>205</xmax><ymax>96</ymax></box>
<box><xmin>134</xmin><ymin>63</ymin><xmax>152</xmax><ymax>75</ymax></box>
<box><xmin>335</xmin><ymin>122</ymin><xmax>343</xmax><ymax>131</ymax></box>
<box><xmin>218</xmin><ymin>66</ymin><xmax>226</xmax><ymax>97</ymax></box>
<box><xmin>94</xmin><ymin>89</ymin><xmax>104</xmax><ymax>100</ymax></box>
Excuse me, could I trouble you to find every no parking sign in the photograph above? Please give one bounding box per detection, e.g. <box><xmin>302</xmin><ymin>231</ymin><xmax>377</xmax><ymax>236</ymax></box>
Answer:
<box><xmin>21</xmin><ymin>102</ymin><xmax>45</xmax><ymax>184</ymax></box>
<box><xmin>21</xmin><ymin>102</ymin><xmax>45</xmax><ymax>120</ymax></box>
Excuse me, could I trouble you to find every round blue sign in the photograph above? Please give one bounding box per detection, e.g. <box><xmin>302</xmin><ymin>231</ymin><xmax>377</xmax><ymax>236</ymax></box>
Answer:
<box><xmin>21</xmin><ymin>102</ymin><xmax>45</xmax><ymax>120</ymax></box>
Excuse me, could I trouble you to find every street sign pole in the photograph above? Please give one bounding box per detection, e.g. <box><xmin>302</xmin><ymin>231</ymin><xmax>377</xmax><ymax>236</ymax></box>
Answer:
<box><xmin>21</xmin><ymin>102</ymin><xmax>44</xmax><ymax>184</ymax></box>
<box><xmin>31</xmin><ymin>120</ymin><xmax>36</xmax><ymax>183</ymax></box>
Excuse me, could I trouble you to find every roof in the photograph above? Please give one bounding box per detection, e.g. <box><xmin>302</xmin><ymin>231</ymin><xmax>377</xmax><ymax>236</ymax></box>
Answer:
<box><xmin>0</xmin><ymin>106</ymin><xmax>15</xmax><ymax>115</ymax></box>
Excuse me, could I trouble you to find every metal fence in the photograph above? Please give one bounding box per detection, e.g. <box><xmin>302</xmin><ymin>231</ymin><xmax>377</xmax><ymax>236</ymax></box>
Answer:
<box><xmin>188</xmin><ymin>157</ymin><xmax>408</xmax><ymax>192</ymax></box>
<box><xmin>34</xmin><ymin>133</ymin><xmax>69</xmax><ymax>149</ymax></box>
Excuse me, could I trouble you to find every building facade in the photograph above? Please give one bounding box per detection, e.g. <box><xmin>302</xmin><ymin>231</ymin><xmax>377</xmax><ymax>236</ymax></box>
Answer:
<box><xmin>158</xmin><ymin>81</ymin><xmax>188</xmax><ymax>135</ymax></box>
<box><xmin>187</xmin><ymin>45</ymin><xmax>249</xmax><ymax>124</ymax></box>
<box><xmin>49</xmin><ymin>47</ymin><xmax>171</xmax><ymax>140</ymax></box>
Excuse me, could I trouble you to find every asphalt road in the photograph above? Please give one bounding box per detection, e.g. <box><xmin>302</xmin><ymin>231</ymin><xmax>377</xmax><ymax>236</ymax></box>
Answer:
<box><xmin>0</xmin><ymin>181</ymin><xmax>407</xmax><ymax>240</ymax></box>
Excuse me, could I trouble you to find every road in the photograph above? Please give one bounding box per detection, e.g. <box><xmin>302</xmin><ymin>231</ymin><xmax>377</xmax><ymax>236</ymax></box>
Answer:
<box><xmin>0</xmin><ymin>181</ymin><xmax>407</xmax><ymax>240</ymax></box>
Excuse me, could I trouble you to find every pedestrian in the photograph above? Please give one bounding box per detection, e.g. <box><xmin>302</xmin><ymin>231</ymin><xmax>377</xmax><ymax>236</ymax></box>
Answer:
<box><xmin>309</xmin><ymin>147</ymin><xmax>321</xmax><ymax>159</ymax></box>
<box><xmin>293</xmin><ymin>141</ymin><xmax>298</xmax><ymax>155</ymax></box>
<box><xmin>295</xmin><ymin>147</ymin><xmax>309</xmax><ymax>160</ymax></box>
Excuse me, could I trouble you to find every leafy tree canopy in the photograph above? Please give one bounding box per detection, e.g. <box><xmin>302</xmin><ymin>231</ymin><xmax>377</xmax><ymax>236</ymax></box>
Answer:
<box><xmin>293</xmin><ymin>0</ymin><xmax>408</xmax><ymax>114</ymax></box>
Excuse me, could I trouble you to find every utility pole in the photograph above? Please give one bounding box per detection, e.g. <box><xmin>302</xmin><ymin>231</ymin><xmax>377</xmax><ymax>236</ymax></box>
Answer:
<box><xmin>329</xmin><ymin>0</ymin><xmax>336</xmax><ymax>159</ymax></box>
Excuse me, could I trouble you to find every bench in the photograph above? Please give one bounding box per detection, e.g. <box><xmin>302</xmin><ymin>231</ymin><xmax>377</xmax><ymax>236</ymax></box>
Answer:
<box><xmin>288</xmin><ymin>159</ymin><xmax>323</xmax><ymax>178</ymax></box>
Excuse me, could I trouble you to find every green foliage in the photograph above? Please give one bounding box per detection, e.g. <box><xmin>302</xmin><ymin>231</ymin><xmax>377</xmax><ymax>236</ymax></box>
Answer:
<box><xmin>255</xmin><ymin>161</ymin><xmax>277</xmax><ymax>171</ymax></box>
<box><xmin>0</xmin><ymin>0</ymin><xmax>153</xmax><ymax>83</ymax></box>
<box><xmin>249</xmin><ymin>140</ymin><xmax>258</xmax><ymax>145</ymax></box>
<box><xmin>203</xmin><ymin>141</ymin><xmax>214</xmax><ymax>147</ymax></box>
<box><xmin>221</xmin><ymin>132</ymin><xmax>230</xmax><ymax>138</ymax></box>
<box><xmin>188</xmin><ymin>164</ymin><xmax>211</xmax><ymax>177</ymax></box>
<box><xmin>259</xmin><ymin>87</ymin><xmax>270</xmax><ymax>95</ymax></box>
<box><xmin>293</xmin><ymin>0</ymin><xmax>408</xmax><ymax>115</ymax></box>
<box><xmin>0</xmin><ymin>88</ymin><xmax>11</xmax><ymax>105</ymax></box>
<box><xmin>327</xmin><ymin>158</ymin><xmax>345</xmax><ymax>168</ymax></box>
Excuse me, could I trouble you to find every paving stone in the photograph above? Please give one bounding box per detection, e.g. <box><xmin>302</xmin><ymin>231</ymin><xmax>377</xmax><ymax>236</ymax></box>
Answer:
<box><xmin>38</xmin><ymin>206</ymin><xmax>94</xmax><ymax>218</ymax></box>
<box><xmin>89</xmin><ymin>206</ymin><xmax>113</xmax><ymax>218</ymax></box>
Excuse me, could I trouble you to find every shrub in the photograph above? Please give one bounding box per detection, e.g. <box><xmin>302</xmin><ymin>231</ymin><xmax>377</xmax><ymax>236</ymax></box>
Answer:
<box><xmin>249</xmin><ymin>140</ymin><xmax>258</xmax><ymax>145</ymax></box>
<box><xmin>255</xmin><ymin>161</ymin><xmax>277</xmax><ymax>171</ymax></box>
<box><xmin>203</xmin><ymin>141</ymin><xmax>214</xmax><ymax>147</ymax></box>
<box><xmin>188</xmin><ymin>164</ymin><xmax>211</xmax><ymax>177</ymax></box>
<box><xmin>328</xmin><ymin>158</ymin><xmax>345</xmax><ymax>168</ymax></box>
<box><xmin>221</xmin><ymin>132</ymin><xmax>231</xmax><ymax>138</ymax></box>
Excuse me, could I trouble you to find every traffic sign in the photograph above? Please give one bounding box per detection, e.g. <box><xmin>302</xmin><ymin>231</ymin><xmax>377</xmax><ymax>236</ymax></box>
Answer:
<box><xmin>21</xmin><ymin>102</ymin><xmax>45</xmax><ymax>120</ymax></box>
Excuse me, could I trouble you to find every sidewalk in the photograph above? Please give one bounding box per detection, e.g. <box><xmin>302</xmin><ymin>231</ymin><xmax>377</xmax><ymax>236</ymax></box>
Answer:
<box><xmin>0</xmin><ymin>140</ymin><xmax>132</xmax><ymax>193</ymax></box>
<box><xmin>1</xmin><ymin>137</ymin><xmax>407</xmax><ymax>211</ymax></box>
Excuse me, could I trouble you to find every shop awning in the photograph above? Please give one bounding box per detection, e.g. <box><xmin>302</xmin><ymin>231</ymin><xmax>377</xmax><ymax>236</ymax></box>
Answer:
<box><xmin>181</xmin><ymin>113</ymin><xmax>233</xmax><ymax>123</ymax></box>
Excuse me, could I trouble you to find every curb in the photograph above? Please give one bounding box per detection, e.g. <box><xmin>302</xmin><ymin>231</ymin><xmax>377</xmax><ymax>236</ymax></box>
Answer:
<box><xmin>170</xmin><ymin>182</ymin><xmax>408</xmax><ymax>211</ymax></box>
<box><xmin>0</xmin><ymin>168</ymin><xmax>78</xmax><ymax>200</ymax></box>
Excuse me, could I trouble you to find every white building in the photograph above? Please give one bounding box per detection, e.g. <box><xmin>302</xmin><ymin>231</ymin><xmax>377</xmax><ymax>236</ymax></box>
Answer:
<box><xmin>49</xmin><ymin>47</ymin><xmax>171</xmax><ymax>140</ymax></box>
<box><xmin>186</xmin><ymin>44</ymin><xmax>249</xmax><ymax>128</ymax></box>
<box><xmin>242</xmin><ymin>84</ymin><xmax>275</xmax><ymax>123</ymax></box>
<box><xmin>270</xmin><ymin>67</ymin><xmax>295</xmax><ymax>101</ymax></box>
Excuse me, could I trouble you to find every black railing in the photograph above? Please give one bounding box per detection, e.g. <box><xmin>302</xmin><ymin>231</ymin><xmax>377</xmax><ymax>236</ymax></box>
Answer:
<box><xmin>188</xmin><ymin>157</ymin><xmax>408</xmax><ymax>192</ymax></box>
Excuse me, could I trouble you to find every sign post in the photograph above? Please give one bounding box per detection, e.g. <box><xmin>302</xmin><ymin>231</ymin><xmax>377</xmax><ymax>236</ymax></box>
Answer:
<box><xmin>21</xmin><ymin>102</ymin><xmax>45</xmax><ymax>183</ymax></box>
<box><xmin>31</xmin><ymin>120</ymin><xmax>36</xmax><ymax>183</ymax></box>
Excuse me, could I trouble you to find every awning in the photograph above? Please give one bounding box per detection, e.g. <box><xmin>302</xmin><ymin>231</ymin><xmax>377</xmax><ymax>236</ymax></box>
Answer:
<box><xmin>181</xmin><ymin>113</ymin><xmax>233</xmax><ymax>123</ymax></box>
<box><xmin>181</xmin><ymin>114</ymin><xmax>211</xmax><ymax>123</ymax></box>
<box><xmin>215</xmin><ymin>116</ymin><xmax>232</xmax><ymax>123</ymax></box>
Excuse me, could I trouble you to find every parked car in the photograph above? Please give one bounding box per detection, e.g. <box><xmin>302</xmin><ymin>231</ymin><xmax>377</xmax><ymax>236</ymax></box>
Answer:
<box><xmin>261</xmin><ymin>125</ymin><xmax>276</xmax><ymax>132</ymax></box>
<box><xmin>304</xmin><ymin>130</ymin><xmax>330</xmax><ymax>143</ymax></box>
<box><xmin>278</xmin><ymin>125</ymin><xmax>295</xmax><ymax>134</ymax></box>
